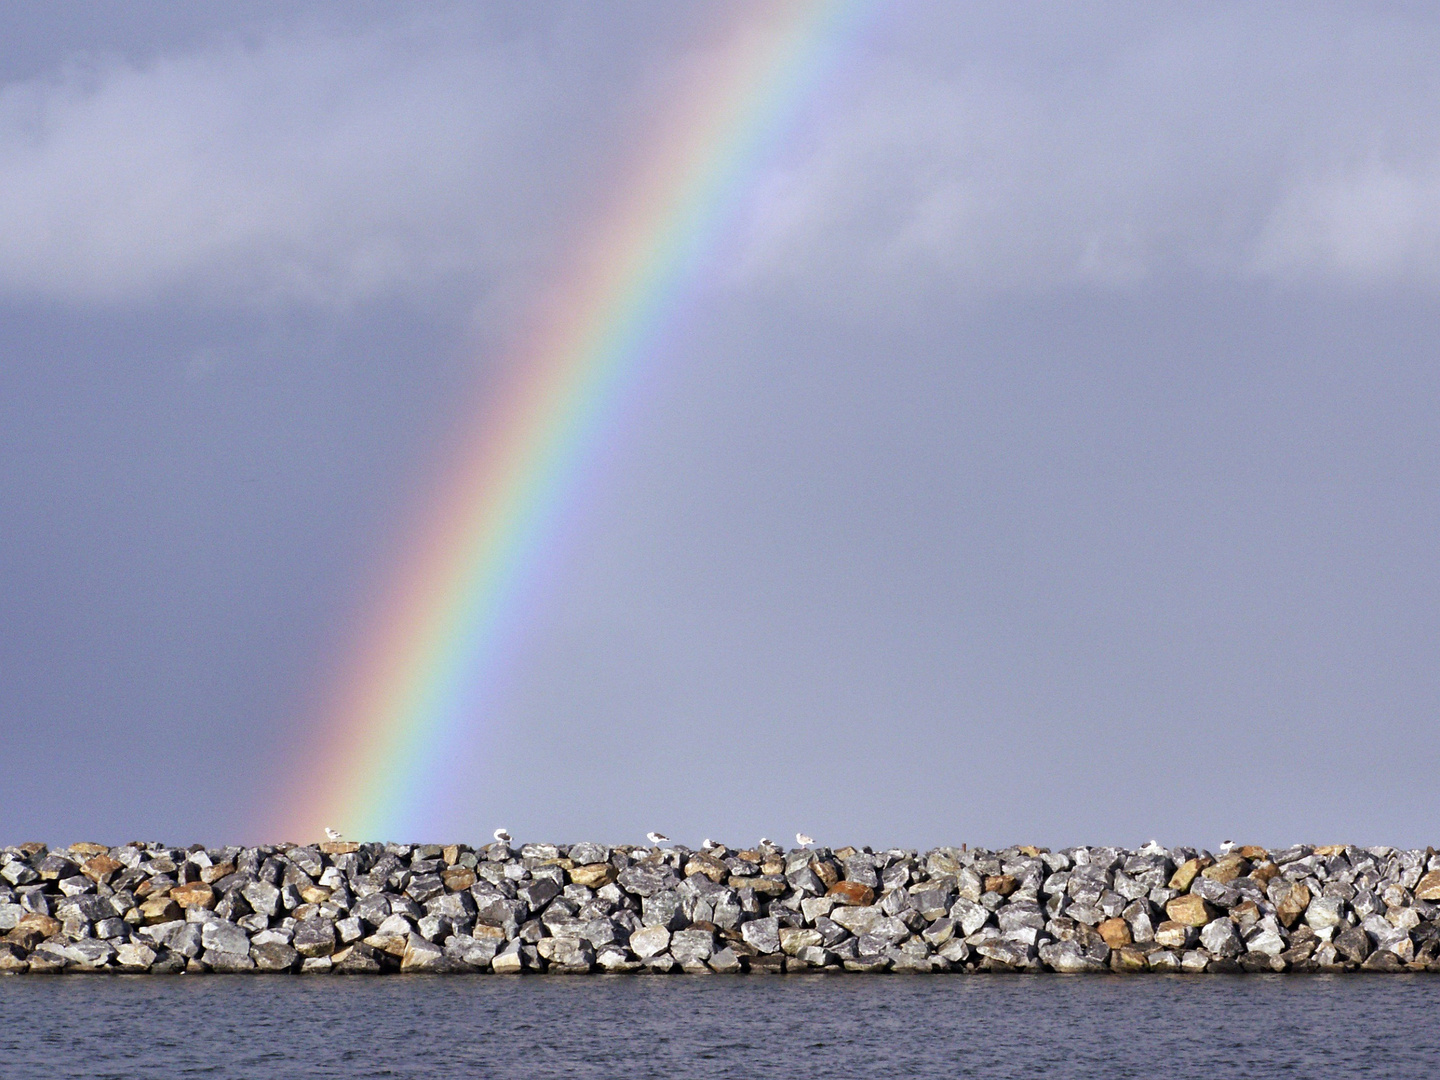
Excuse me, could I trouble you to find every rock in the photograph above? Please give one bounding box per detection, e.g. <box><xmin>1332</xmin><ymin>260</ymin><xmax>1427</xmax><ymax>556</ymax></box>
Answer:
<box><xmin>779</xmin><ymin>927</ymin><xmax>823</xmax><ymax>955</ymax></box>
<box><xmin>570</xmin><ymin>863</ymin><xmax>617</xmax><ymax>889</ymax></box>
<box><xmin>1334</xmin><ymin>925</ymin><xmax>1371</xmax><ymax>963</ymax></box>
<box><xmin>1039</xmin><ymin>940</ymin><xmax>1106</xmax><ymax>973</ymax></box>
<box><xmin>1304</xmin><ymin>896</ymin><xmax>1347</xmax><ymax>931</ymax></box>
<box><xmin>1153</xmin><ymin>921</ymin><xmax>1195</xmax><ymax>949</ymax></box>
<box><xmin>401</xmin><ymin>934</ymin><xmax>448</xmax><ymax>972</ymax></box>
<box><xmin>170</xmin><ymin>883</ymin><xmax>216</xmax><ymax>911</ymax></box>
<box><xmin>252</xmin><ymin>942</ymin><xmax>299</xmax><ymax>971</ymax></box>
<box><xmin>1201</xmin><ymin>856</ymin><xmax>1249</xmax><ymax>884</ymax></box>
<box><xmin>617</xmin><ymin>865</ymin><xmax>678</xmax><ymax>897</ymax></box>
<box><xmin>668</xmin><ymin>929</ymin><xmax>714</xmax><ymax>966</ymax></box>
<box><xmin>707</xmin><ymin>946</ymin><xmax>744</xmax><ymax>973</ymax></box>
<box><xmin>1165</xmin><ymin>895</ymin><xmax>1214</xmax><ymax>927</ymax></box>
<box><xmin>0</xmin><ymin>943</ymin><xmax>29</xmax><ymax>973</ymax></box>
<box><xmin>629</xmin><ymin>925</ymin><xmax>671</xmax><ymax>959</ymax></box>
<box><xmin>1097</xmin><ymin>918</ymin><xmax>1132</xmax><ymax>949</ymax></box>
<box><xmin>740</xmin><ymin>918</ymin><xmax>781</xmax><ymax>955</ymax></box>
<box><xmin>1200</xmin><ymin>919</ymin><xmax>1243</xmax><ymax>959</ymax></box>
<box><xmin>537</xmin><ymin>937</ymin><xmax>594</xmax><ymax>971</ymax></box>
<box><xmin>826</xmin><ymin>881</ymin><xmax>874</xmax><ymax>907</ymax></box>
<box><xmin>200</xmin><ymin>920</ymin><xmax>250</xmax><ymax>957</ymax></box>
<box><xmin>333</xmin><ymin>942</ymin><xmax>385</xmax><ymax>974</ymax></box>
<box><xmin>1168</xmin><ymin>858</ymin><xmax>1206</xmax><ymax>891</ymax></box>
<box><xmin>1276</xmin><ymin>882</ymin><xmax>1311</xmax><ymax>928</ymax></box>
<box><xmin>1414</xmin><ymin>870</ymin><xmax>1440</xmax><ymax>902</ymax></box>
<box><xmin>293</xmin><ymin>919</ymin><xmax>337</xmax><ymax>958</ymax></box>
<box><xmin>1361</xmin><ymin>950</ymin><xmax>1405</xmax><ymax>972</ymax></box>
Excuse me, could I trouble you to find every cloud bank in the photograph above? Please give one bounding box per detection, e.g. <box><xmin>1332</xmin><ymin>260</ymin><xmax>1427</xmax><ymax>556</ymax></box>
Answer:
<box><xmin>2</xmin><ymin>4</ymin><xmax>1440</xmax><ymax>308</ymax></box>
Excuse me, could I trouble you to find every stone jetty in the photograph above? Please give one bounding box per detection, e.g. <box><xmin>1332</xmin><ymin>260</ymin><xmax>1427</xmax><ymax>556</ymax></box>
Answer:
<box><xmin>2</xmin><ymin>840</ymin><xmax>1439</xmax><ymax>974</ymax></box>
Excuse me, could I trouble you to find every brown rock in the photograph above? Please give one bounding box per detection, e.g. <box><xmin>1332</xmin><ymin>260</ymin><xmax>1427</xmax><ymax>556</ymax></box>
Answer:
<box><xmin>984</xmin><ymin>874</ymin><xmax>1018</xmax><ymax>897</ymax></box>
<box><xmin>1165</xmin><ymin>894</ymin><xmax>1215</xmax><ymax>927</ymax></box>
<box><xmin>139</xmin><ymin>896</ymin><xmax>183</xmax><ymax>925</ymax></box>
<box><xmin>1153</xmin><ymin>921</ymin><xmax>1193</xmax><ymax>949</ymax></box>
<box><xmin>760</xmin><ymin>858</ymin><xmax>785</xmax><ymax>877</ymax></box>
<box><xmin>442</xmin><ymin>845</ymin><xmax>462</xmax><ymax>866</ymax></box>
<box><xmin>1276</xmin><ymin>882</ymin><xmax>1311</xmax><ymax>928</ymax></box>
<box><xmin>1236</xmin><ymin>846</ymin><xmax>1268</xmax><ymax>861</ymax></box>
<box><xmin>833</xmin><ymin>846</ymin><xmax>858</xmax><ymax>861</ymax></box>
<box><xmin>826</xmin><ymin>881</ymin><xmax>874</xmax><ymax>907</ymax></box>
<box><xmin>17</xmin><ymin>912</ymin><xmax>62</xmax><ymax>938</ymax></box>
<box><xmin>199</xmin><ymin>861</ymin><xmax>235</xmax><ymax>885</ymax></box>
<box><xmin>299</xmin><ymin>885</ymin><xmax>332</xmax><ymax>905</ymax></box>
<box><xmin>1249</xmin><ymin>861</ymin><xmax>1280</xmax><ymax>886</ymax></box>
<box><xmin>1415</xmin><ymin>870</ymin><xmax>1440</xmax><ymax>902</ymax></box>
<box><xmin>1202</xmin><ymin>855</ymin><xmax>1249</xmax><ymax>883</ymax></box>
<box><xmin>0</xmin><ymin>943</ymin><xmax>28</xmax><ymax>973</ymax></box>
<box><xmin>569</xmin><ymin>863</ymin><xmax>617</xmax><ymax>889</ymax></box>
<box><xmin>170</xmin><ymin>882</ymin><xmax>217</xmax><ymax>910</ymax></box>
<box><xmin>5</xmin><ymin>927</ymin><xmax>45</xmax><ymax>951</ymax></box>
<box><xmin>1313</xmin><ymin>844</ymin><xmax>1347</xmax><ymax>857</ymax></box>
<box><xmin>442</xmin><ymin>867</ymin><xmax>477</xmax><ymax>892</ymax></box>
<box><xmin>319</xmin><ymin>841</ymin><xmax>360</xmax><ymax>855</ymax></box>
<box><xmin>1017</xmin><ymin>845</ymin><xmax>1045</xmax><ymax>858</ymax></box>
<box><xmin>69</xmin><ymin>842</ymin><xmax>110</xmax><ymax>858</ymax></box>
<box><xmin>683</xmin><ymin>856</ymin><xmax>728</xmax><ymax>884</ymax></box>
<box><xmin>81</xmin><ymin>855</ymin><xmax>123</xmax><ymax>884</ymax></box>
<box><xmin>1168</xmin><ymin>857</ymin><xmax>1210</xmax><ymax>892</ymax></box>
<box><xmin>1097</xmin><ymin>918</ymin><xmax>1133</xmax><ymax>949</ymax></box>
<box><xmin>810</xmin><ymin>859</ymin><xmax>840</xmax><ymax>889</ymax></box>
<box><xmin>1111</xmin><ymin>946</ymin><xmax>1149</xmax><ymax>973</ymax></box>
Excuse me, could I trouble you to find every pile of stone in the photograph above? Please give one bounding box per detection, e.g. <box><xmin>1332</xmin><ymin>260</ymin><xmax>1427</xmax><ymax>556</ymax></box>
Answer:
<box><xmin>2</xmin><ymin>840</ymin><xmax>1438</xmax><ymax>974</ymax></box>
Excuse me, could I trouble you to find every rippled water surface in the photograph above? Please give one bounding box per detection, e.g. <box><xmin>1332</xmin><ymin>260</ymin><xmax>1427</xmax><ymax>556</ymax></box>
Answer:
<box><xmin>1</xmin><ymin>973</ymin><xmax>1437</xmax><ymax>1078</ymax></box>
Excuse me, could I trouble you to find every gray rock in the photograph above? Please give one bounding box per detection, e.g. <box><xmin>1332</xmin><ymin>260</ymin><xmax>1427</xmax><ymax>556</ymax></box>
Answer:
<box><xmin>1305</xmin><ymin>895</ymin><xmax>1347</xmax><ymax>930</ymax></box>
<box><xmin>252</xmin><ymin>942</ymin><xmax>300</xmax><ymax>971</ymax></box>
<box><xmin>740</xmin><ymin>917</ymin><xmax>780</xmax><ymax>954</ymax></box>
<box><xmin>669</xmin><ymin>929</ymin><xmax>714</xmax><ymax>965</ymax></box>
<box><xmin>200</xmin><ymin>919</ymin><xmax>250</xmax><ymax>956</ymax></box>
<box><xmin>629</xmin><ymin>925</ymin><xmax>671</xmax><ymax>959</ymax></box>
<box><xmin>1200</xmin><ymin>919</ymin><xmax>1243</xmax><ymax>959</ymax></box>
<box><xmin>641</xmin><ymin>890</ymin><xmax>687</xmax><ymax>931</ymax></box>
<box><xmin>293</xmin><ymin>918</ymin><xmax>337</xmax><ymax>958</ymax></box>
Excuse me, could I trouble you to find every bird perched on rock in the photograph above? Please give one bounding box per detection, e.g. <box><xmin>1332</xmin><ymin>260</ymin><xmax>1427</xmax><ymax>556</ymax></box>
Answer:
<box><xmin>795</xmin><ymin>832</ymin><xmax>814</xmax><ymax>848</ymax></box>
<box><xmin>1219</xmin><ymin>839</ymin><xmax>1235</xmax><ymax>855</ymax></box>
<box><xmin>646</xmin><ymin>831</ymin><xmax>670</xmax><ymax>846</ymax></box>
<box><xmin>324</xmin><ymin>828</ymin><xmax>343</xmax><ymax>842</ymax></box>
<box><xmin>493</xmin><ymin>827</ymin><xmax>512</xmax><ymax>844</ymax></box>
<box><xmin>701</xmin><ymin>838</ymin><xmax>719</xmax><ymax>851</ymax></box>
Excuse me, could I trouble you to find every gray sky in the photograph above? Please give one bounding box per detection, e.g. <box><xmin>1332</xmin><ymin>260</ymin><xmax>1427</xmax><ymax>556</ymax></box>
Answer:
<box><xmin>2</xmin><ymin>1</ymin><xmax>1437</xmax><ymax>849</ymax></box>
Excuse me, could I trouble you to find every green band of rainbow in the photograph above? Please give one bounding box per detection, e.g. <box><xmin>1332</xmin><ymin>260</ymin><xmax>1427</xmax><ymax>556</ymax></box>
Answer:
<box><xmin>282</xmin><ymin>0</ymin><xmax>866</xmax><ymax>842</ymax></box>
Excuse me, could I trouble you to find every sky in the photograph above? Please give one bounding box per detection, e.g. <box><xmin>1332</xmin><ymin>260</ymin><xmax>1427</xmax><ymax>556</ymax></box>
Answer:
<box><xmin>2</xmin><ymin>1</ymin><xmax>1438</xmax><ymax>850</ymax></box>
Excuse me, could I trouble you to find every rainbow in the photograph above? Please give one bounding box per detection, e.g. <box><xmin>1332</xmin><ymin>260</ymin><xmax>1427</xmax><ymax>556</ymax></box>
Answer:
<box><xmin>284</xmin><ymin>0</ymin><xmax>866</xmax><ymax>841</ymax></box>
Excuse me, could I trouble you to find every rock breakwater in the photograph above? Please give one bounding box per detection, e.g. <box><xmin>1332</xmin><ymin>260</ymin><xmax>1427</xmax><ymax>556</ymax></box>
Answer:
<box><xmin>2</xmin><ymin>840</ymin><xmax>1439</xmax><ymax>974</ymax></box>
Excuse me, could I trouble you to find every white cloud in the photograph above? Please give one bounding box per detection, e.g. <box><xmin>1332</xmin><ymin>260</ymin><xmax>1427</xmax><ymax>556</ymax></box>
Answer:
<box><xmin>0</xmin><ymin>17</ymin><xmax>615</xmax><ymax>305</ymax></box>
<box><xmin>5</xmin><ymin>5</ymin><xmax>1440</xmax><ymax>310</ymax></box>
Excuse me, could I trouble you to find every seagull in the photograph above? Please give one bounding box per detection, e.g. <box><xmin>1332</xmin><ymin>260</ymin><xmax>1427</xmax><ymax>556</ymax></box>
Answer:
<box><xmin>324</xmin><ymin>827</ymin><xmax>343</xmax><ymax>842</ymax></box>
<box><xmin>795</xmin><ymin>832</ymin><xmax>814</xmax><ymax>848</ymax></box>
<box><xmin>493</xmin><ymin>828</ymin><xmax>512</xmax><ymax>844</ymax></box>
<box><xmin>702</xmin><ymin>838</ymin><xmax>719</xmax><ymax>851</ymax></box>
<box><xmin>759</xmin><ymin>837</ymin><xmax>775</xmax><ymax>852</ymax></box>
<box><xmin>646</xmin><ymin>831</ymin><xmax>670</xmax><ymax>846</ymax></box>
<box><xmin>1219</xmin><ymin>839</ymin><xmax>1235</xmax><ymax>855</ymax></box>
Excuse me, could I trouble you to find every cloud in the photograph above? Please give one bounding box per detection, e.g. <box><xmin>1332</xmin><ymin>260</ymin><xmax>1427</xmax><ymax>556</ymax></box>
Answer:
<box><xmin>0</xmin><ymin>13</ymin><xmax>629</xmax><ymax>306</ymax></box>
<box><xmin>5</xmin><ymin>5</ymin><xmax>1440</xmax><ymax>310</ymax></box>
<box><xmin>728</xmin><ymin>5</ymin><xmax>1440</xmax><ymax>304</ymax></box>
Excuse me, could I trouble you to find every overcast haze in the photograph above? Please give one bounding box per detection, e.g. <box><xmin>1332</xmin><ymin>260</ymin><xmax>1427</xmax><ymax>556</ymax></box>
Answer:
<box><xmin>2</xmin><ymin>1</ymin><xmax>1437</xmax><ymax>850</ymax></box>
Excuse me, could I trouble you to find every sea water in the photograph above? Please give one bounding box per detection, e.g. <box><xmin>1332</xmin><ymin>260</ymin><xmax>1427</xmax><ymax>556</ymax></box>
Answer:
<box><xmin>1</xmin><ymin>973</ymin><xmax>1436</xmax><ymax>1078</ymax></box>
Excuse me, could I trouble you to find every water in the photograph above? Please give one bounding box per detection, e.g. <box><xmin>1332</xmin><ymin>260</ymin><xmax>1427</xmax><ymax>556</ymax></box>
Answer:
<box><xmin>1</xmin><ymin>974</ymin><xmax>1436</xmax><ymax>1078</ymax></box>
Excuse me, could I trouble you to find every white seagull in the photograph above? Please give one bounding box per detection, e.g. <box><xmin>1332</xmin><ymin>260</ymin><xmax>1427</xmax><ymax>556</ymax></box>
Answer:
<box><xmin>646</xmin><ymin>831</ymin><xmax>670</xmax><ymax>846</ymax></box>
<box><xmin>324</xmin><ymin>827</ymin><xmax>343</xmax><ymax>842</ymax></box>
<box><xmin>702</xmin><ymin>838</ymin><xmax>718</xmax><ymax>851</ymax></box>
<box><xmin>1219</xmin><ymin>839</ymin><xmax>1235</xmax><ymax>855</ymax></box>
<box><xmin>795</xmin><ymin>832</ymin><xmax>814</xmax><ymax>848</ymax></box>
<box><xmin>493</xmin><ymin>827</ymin><xmax>512</xmax><ymax>844</ymax></box>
